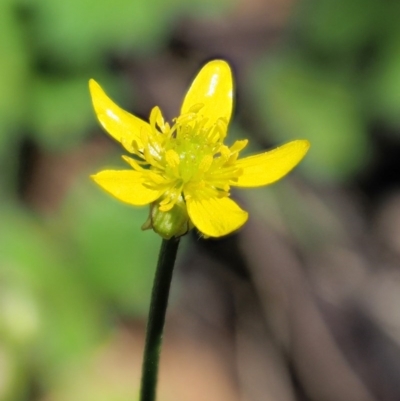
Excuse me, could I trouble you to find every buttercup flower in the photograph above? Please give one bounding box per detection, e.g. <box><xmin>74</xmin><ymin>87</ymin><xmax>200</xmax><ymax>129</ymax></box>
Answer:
<box><xmin>89</xmin><ymin>60</ymin><xmax>310</xmax><ymax>238</ymax></box>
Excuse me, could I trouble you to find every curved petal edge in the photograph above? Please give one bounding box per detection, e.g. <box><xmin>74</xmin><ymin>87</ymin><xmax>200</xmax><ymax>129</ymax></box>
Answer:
<box><xmin>180</xmin><ymin>60</ymin><xmax>233</xmax><ymax>129</ymax></box>
<box><xmin>91</xmin><ymin>170</ymin><xmax>162</xmax><ymax>206</ymax></box>
<box><xmin>186</xmin><ymin>195</ymin><xmax>248</xmax><ymax>237</ymax></box>
<box><xmin>89</xmin><ymin>79</ymin><xmax>151</xmax><ymax>151</ymax></box>
<box><xmin>233</xmin><ymin>140</ymin><xmax>310</xmax><ymax>187</ymax></box>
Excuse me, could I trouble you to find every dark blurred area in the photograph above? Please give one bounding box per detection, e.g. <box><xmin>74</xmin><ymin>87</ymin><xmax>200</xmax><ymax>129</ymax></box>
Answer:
<box><xmin>2</xmin><ymin>0</ymin><xmax>400</xmax><ymax>400</ymax></box>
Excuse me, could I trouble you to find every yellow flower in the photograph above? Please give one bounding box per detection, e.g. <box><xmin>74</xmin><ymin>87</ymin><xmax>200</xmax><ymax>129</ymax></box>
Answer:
<box><xmin>89</xmin><ymin>60</ymin><xmax>310</xmax><ymax>238</ymax></box>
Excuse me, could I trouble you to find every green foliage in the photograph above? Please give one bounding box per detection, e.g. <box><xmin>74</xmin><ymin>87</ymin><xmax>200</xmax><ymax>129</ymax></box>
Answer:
<box><xmin>0</xmin><ymin>204</ymin><xmax>104</xmax><ymax>396</ymax></box>
<box><xmin>31</xmin><ymin>0</ymin><xmax>232</xmax><ymax>69</ymax></box>
<box><xmin>250</xmin><ymin>0</ymin><xmax>400</xmax><ymax>182</ymax></box>
<box><xmin>0</xmin><ymin>1</ymin><xmax>29</xmax><ymax>157</ymax></box>
<box><xmin>297</xmin><ymin>0</ymin><xmax>381</xmax><ymax>53</ymax></box>
<box><xmin>30</xmin><ymin>77</ymin><xmax>95</xmax><ymax>150</ymax></box>
<box><xmin>32</xmin><ymin>0</ymin><xmax>169</xmax><ymax>68</ymax></box>
<box><xmin>252</xmin><ymin>54</ymin><xmax>369</xmax><ymax>181</ymax></box>
<box><xmin>59</xmin><ymin>175</ymin><xmax>160</xmax><ymax>316</ymax></box>
<box><xmin>366</xmin><ymin>28</ymin><xmax>400</xmax><ymax>127</ymax></box>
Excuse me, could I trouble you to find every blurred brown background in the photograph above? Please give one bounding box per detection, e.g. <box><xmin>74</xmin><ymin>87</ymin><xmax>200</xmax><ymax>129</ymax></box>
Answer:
<box><xmin>2</xmin><ymin>0</ymin><xmax>400</xmax><ymax>400</ymax></box>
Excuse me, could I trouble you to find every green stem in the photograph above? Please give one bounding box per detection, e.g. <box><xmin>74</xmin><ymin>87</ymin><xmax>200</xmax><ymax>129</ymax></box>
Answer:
<box><xmin>139</xmin><ymin>237</ymin><xmax>180</xmax><ymax>401</ymax></box>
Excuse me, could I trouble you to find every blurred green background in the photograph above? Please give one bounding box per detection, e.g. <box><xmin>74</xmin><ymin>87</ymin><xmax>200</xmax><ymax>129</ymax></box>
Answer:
<box><xmin>2</xmin><ymin>0</ymin><xmax>400</xmax><ymax>400</ymax></box>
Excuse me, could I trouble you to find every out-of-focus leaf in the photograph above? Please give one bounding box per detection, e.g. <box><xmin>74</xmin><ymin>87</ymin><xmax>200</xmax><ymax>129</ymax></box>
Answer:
<box><xmin>0</xmin><ymin>284</ymin><xmax>40</xmax><ymax>347</ymax></box>
<box><xmin>0</xmin><ymin>284</ymin><xmax>39</xmax><ymax>400</ymax></box>
<box><xmin>252</xmin><ymin>55</ymin><xmax>369</xmax><ymax>182</ymax></box>
<box><xmin>0</xmin><ymin>2</ymin><xmax>29</xmax><ymax>154</ymax></box>
<box><xmin>176</xmin><ymin>0</ymin><xmax>234</xmax><ymax>16</ymax></box>
<box><xmin>31</xmin><ymin>0</ymin><xmax>235</xmax><ymax>69</ymax></box>
<box><xmin>30</xmin><ymin>75</ymin><xmax>122</xmax><ymax>150</ymax></box>
<box><xmin>0</xmin><ymin>205</ymin><xmax>103</xmax><ymax>370</ymax></box>
<box><xmin>296</xmin><ymin>0</ymin><xmax>380</xmax><ymax>53</ymax></box>
<box><xmin>30</xmin><ymin>76</ymin><xmax>97</xmax><ymax>150</ymax></box>
<box><xmin>33</xmin><ymin>0</ymin><xmax>171</xmax><ymax>68</ymax></box>
<box><xmin>59</xmin><ymin>175</ymin><xmax>160</xmax><ymax>316</ymax></box>
<box><xmin>0</xmin><ymin>345</ymin><xmax>29</xmax><ymax>401</ymax></box>
<box><xmin>366</xmin><ymin>30</ymin><xmax>400</xmax><ymax>128</ymax></box>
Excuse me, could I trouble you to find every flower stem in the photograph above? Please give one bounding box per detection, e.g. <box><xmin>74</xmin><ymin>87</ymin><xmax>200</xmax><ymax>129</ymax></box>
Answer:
<box><xmin>139</xmin><ymin>237</ymin><xmax>180</xmax><ymax>401</ymax></box>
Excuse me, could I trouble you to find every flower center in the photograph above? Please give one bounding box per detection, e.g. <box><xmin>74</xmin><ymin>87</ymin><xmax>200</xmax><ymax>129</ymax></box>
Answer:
<box><xmin>165</xmin><ymin>133</ymin><xmax>215</xmax><ymax>183</ymax></box>
<box><xmin>125</xmin><ymin>106</ymin><xmax>247</xmax><ymax>211</ymax></box>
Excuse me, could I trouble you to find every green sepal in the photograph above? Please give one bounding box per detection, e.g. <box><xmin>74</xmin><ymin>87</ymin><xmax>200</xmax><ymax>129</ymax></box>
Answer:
<box><xmin>142</xmin><ymin>198</ymin><xmax>191</xmax><ymax>239</ymax></box>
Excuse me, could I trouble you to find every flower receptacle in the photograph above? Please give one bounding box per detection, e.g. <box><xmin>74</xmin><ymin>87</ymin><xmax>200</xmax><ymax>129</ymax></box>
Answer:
<box><xmin>142</xmin><ymin>198</ymin><xmax>191</xmax><ymax>239</ymax></box>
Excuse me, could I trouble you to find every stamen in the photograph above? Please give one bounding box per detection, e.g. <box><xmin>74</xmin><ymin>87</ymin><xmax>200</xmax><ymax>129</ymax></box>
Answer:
<box><xmin>198</xmin><ymin>155</ymin><xmax>213</xmax><ymax>173</ymax></box>
<box><xmin>176</xmin><ymin>112</ymin><xmax>196</xmax><ymax>126</ymax></box>
<box><xmin>230</xmin><ymin>139</ymin><xmax>248</xmax><ymax>153</ymax></box>
<box><xmin>216</xmin><ymin>118</ymin><xmax>228</xmax><ymax>139</ymax></box>
<box><xmin>188</xmin><ymin>103</ymin><xmax>204</xmax><ymax>113</ymax></box>
<box><xmin>156</xmin><ymin>111</ymin><xmax>165</xmax><ymax>131</ymax></box>
<box><xmin>122</xmin><ymin>156</ymin><xmax>146</xmax><ymax>171</ymax></box>
<box><xmin>149</xmin><ymin>106</ymin><xmax>163</xmax><ymax>129</ymax></box>
<box><xmin>120</xmin><ymin>102</ymin><xmax>250</xmax><ymax>210</ymax></box>
<box><xmin>158</xmin><ymin>186</ymin><xmax>183</xmax><ymax>211</ymax></box>
<box><xmin>227</xmin><ymin>153</ymin><xmax>239</xmax><ymax>164</ymax></box>
<box><xmin>165</xmin><ymin>149</ymin><xmax>180</xmax><ymax>168</ymax></box>
<box><xmin>127</xmin><ymin>139</ymin><xmax>145</xmax><ymax>159</ymax></box>
<box><xmin>220</xmin><ymin>145</ymin><xmax>230</xmax><ymax>159</ymax></box>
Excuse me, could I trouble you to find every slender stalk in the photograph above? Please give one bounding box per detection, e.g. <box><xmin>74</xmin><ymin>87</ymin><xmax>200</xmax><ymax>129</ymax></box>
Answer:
<box><xmin>139</xmin><ymin>237</ymin><xmax>180</xmax><ymax>401</ymax></box>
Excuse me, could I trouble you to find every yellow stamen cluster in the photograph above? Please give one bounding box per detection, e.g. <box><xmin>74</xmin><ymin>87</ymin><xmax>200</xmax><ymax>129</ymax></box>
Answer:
<box><xmin>123</xmin><ymin>105</ymin><xmax>247</xmax><ymax>212</ymax></box>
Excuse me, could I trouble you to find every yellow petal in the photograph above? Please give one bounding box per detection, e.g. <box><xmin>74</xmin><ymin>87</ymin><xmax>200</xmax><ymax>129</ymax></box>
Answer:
<box><xmin>233</xmin><ymin>140</ymin><xmax>310</xmax><ymax>187</ymax></box>
<box><xmin>89</xmin><ymin>79</ymin><xmax>151</xmax><ymax>152</ymax></box>
<box><xmin>181</xmin><ymin>60</ymin><xmax>233</xmax><ymax>128</ymax></box>
<box><xmin>91</xmin><ymin>170</ymin><xmax>162</xmax><ymax>205</ymax></box>
<box><xmin>186</xmin><ymin>196</ymin><xmax>248</xmax><ymax>237</ymax></box>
